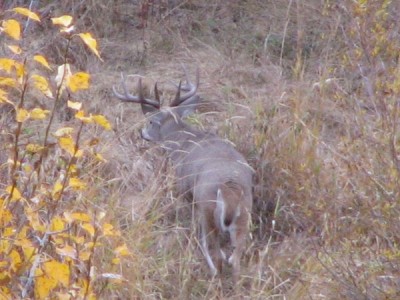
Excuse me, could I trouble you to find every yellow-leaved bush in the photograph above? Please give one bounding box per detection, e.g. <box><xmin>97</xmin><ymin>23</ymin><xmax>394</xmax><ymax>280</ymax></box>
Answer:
<box><xmin>0</xmin><ymin>8</ymin><xmax>129</xmax><ymax>300</ymax></box>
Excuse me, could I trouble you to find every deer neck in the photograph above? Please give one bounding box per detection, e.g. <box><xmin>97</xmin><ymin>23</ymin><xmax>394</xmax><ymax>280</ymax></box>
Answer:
<box><xmin>161</xmin><ymin>122</ymin><xmax>209</xmax><ymax>162</ymax></box>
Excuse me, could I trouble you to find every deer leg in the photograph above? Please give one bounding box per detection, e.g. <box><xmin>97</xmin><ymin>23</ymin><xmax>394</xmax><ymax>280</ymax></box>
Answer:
<box><xmin>200</xmin><ymin>217</ymin><xmax>218</xmax><ymax>276</ymax></box>
<box><xmin>228</xmin><ymin>224</ymin><xmax>246</xmax><ymax>284</ymax></box>
<box><xmin>212</xmin><ymin>238</ymin><xmax>223</xmax><ymax>275</ymax></box>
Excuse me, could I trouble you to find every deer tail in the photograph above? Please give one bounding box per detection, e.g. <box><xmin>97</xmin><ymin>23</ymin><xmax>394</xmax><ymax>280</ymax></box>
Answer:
<box><xmin>215</xmin><ymin>188</ymin><xmax>241</xmax><ymax>233</ymax></box>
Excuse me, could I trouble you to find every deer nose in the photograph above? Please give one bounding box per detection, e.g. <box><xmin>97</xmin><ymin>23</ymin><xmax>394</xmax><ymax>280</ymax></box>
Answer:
<box><xmin>140</xmin><ymin>128</ymin><xmax>151</xmax><ymax>141</ymax></box>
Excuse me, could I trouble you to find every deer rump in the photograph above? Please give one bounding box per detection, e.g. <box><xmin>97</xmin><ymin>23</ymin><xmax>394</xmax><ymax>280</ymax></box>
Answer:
<box><xmin>172</xmin><ymin>136</ymin><xmax>253</xmax><ymax>279</ymax></box>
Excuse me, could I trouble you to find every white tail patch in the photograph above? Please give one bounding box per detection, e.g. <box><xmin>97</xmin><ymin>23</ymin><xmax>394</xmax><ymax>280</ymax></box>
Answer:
<box><xmin>216</xmin><ymin>188</ymin><xmax>226</xmax><ymax>231</ymax></box>
<box><xmin>216</xmin><ymin>188</ymin><xmax>242</xmax><ymax>232</ymax></box>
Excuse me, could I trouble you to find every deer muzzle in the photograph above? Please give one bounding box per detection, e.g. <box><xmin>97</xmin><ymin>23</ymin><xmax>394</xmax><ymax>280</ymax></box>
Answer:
<box><xmin>140</xmin><ymin>127</ymin><xmax>152</xmax><ymax>141</ymax></box>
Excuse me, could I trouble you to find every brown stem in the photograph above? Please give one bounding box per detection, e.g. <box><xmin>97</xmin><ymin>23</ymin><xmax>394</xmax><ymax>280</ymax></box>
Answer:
<box><xmin>55</xmin><ymin>121</ymin><xmax>85</xmax><ymax>202</ymax></box>
<box><xmin>30</xmin><ymin>37</ymin><xmax>72</xmax><ymax>198</ymax></box>
<box><xmin>6</xmin><ymin>61</ymin><xmax>28</xmax><ymax>208</ymax></box>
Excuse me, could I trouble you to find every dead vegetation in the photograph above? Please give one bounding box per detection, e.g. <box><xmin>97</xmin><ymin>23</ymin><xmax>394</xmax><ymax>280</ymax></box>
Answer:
<box><xmin>1</xmin><ymin>0</ymin><xmax>400</xmax><ymax>299</ymax></box>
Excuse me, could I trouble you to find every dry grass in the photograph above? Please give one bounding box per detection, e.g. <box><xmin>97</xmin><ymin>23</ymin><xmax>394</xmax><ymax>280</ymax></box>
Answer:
<box><xmin>1</xmin><ymin>0</ymin><xmax>400</xmax><ymax>299</ymax></box>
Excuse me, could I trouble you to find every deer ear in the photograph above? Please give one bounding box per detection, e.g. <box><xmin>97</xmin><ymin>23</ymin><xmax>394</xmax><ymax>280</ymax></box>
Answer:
<box><xmin>175</xmin><ymin>95</ymin><xmax>200</xmax><ymax>117</ymax></box>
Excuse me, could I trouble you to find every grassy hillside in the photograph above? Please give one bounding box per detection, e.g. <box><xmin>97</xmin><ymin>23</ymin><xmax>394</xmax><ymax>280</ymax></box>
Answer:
<box><xmin>1</xmin><ymin>1</ymin><xmax>399</xmax><ymax>299</ymax></box>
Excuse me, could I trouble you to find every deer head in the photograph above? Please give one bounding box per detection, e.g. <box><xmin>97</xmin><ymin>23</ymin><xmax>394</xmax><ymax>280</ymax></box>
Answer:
<box><xmin>113</xmin><ymin>66</ymin><xmax>200</xmax><ymax>143</ymax></box>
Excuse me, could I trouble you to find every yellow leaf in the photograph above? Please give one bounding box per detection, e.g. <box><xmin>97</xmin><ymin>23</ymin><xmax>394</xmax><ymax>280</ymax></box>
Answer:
<box><xmin>112</xmin><ymin>257</ymin><xmax>120</xmax><ymax>265</ymax></box>
<box><xmin>16</xmin><ymin>108</ymin><xmax>29</xmax><ymax>122</ymax></box>
<box><xmin>59</xmin><ymin>136</ymin><xmax>75</xmax><ymax>155</ymax></box>
<box><xmin>53</xmin><ymin>127</ymin><xmax>74</xmax><ymax>137</ymax></box>
<box><xmin>81</xmin><ymin>223</ymin><xmax>95</xmax><ymax>236</ymax></box>
<box><xmin>78</xmin><ymin>33</ymin><xmax>102</xmax><ymax>60</ymax></box>
<box><xmin>70</xmin><ymin>212</ymin><xmax>91</xmax><ymax>222</ymax></box>
<box><xmin>31</xmin><ymin>74</ymin><xmax>53</xmax><ymax>98</ymax></box>
<box><xmin>18</xmin><ymin>240</ymin><xmax>36</xmax><ymax>262</ymax></box>
<box><xmin>85</xmin><ymin>242</ymin><xmax>96</xmax><ymax>250</ymax></box>
<box><xmin>0</xmin><ymin>90</ymin><xmax>8</xmax><ymax>103</ymax></box>
<box><xmin>9</xmin><ymin>249</ymin><xmax>21</xmax><ymax>271</ymax></box>
<box><xmin>68</xmin><ymin>72</ymin><xmax>90</xmax><ymax>92</ymax></box>
<box><xmin>13</xmin><ymin>7</ymin><xmax>41</xmax><ymax>22</ymax></box>
<box><xmin>43</xmin><ymin>260</ymin><xmax>70</xmax><ymax>287</ymax></box>
<box><xmin>94</xmin><ymin>153</ymin><xmax>106</xmax><ymax>162</ymax></box>
<box><xmin>2</xmin><ymin>19</ymin><xmax>21</xmax><ymax>40</ymax></box>
<box><xmin>0</xmin><ymin>208</ymin><xmax>12</xmax><ymax>226</ymax></box>
<box><xmin>0</xmin><ymin>58</ymin><xmax>15</xmax><ymax>73</ymax></box>
<box><xmin>0</xmin><ymin>286</ymin><xmax>11</xmax><ymax>299</ymax></box>
<box><xmin>92</xmin><ymin>114</ymin><xmax>112</xmax><ymax>130</ymax></box>
<box><xmin>79</xmin><ymin>251</ymin><xmax>91</xmax><ymax>261</ymax></box>
<box><xmin>14</xmin><ymin>237</ymin><xmax>35</xmax><ymax>260</ymax></box>
<box><xmin>51</xmin><ymin>15</ymin><xmax>73</xmax><ymax>27</ymax></box>
<box><xmin>16</xmin><ymin>225</ymin><xmax>28</xmax><ymax>240</ymax></box>
<box><xmin>0</xmin><ymin>77</ymin><xmax>16</xmax><ymax>87</ymax></box>
<box><xmin>23</xmin><ymin>163</ymin><xmax>32</xmax><ymax>173</ymax></box>
<box><xmin>114</xmin><ymin>244</ymin><xmax>131</xmax><ymax>257</ymax></box>
<box><xmin>26</xmin><ymin>143</ymin><xmax>44</xmax><ymax>154</ymax></box>
<box><xmin>34</xmin><ymin>274</ymin><xmax>57</xmax><ymax>299</ymax></box>
<box><xmin>31</xmin><ymin>74</ymin><xmax>48</xmax><ymax>90</ymax></box>
<box><xmin>75</xmin><ymin>149</ymin><xmax>83</xmax><ymax>158</ymax></box>
<box><xmin>67</xmin><ymin>100</ymin><xmax>82</xmax><ymax>110</ymax></box>
<box><xmin>35</xmin><ymin>267</ymin><xmax>44</xmax><ymax>277</ymax></box>
<box><xmin>52</xmin><ymin>181</ymin><xmax>63</xmax><ymax>197</ymax></box>
<box><xmin>3</xmin><ymin>227</ymin><xmax>13</xmax><ymax>237</ymax></box>
<box><xmin>30</xmin><ymin>108</ymin><xmax>50</xmax><ymax>120</ymax></box>
<box><xmin>69</xmin><ymin>164</ymin><xmax>78</xmax><ymax>175</ymax></box>
<box><xmin>34</xmin><ymin>55</ymin><xmax>52</xmax><ymax>70</ymax></box>
<box><xmin>0</xmin><ymin>89</ymin><xmax>13</xmax><ymax>105</ymax></box>
<box><xmin>6</xmin><ymin>186</ymin><xmax>22</xmax><ymax>201</ymax></box>
<box><xmin>14</xmin><ymin>62</ymin><xmax>25</xmax><ymax>82</ymax></box>
<box><xmin>25</xmin><ymin>207</ymin><xmax>45</xmax><ymax>232</ymax></box>
<box><xmin>103</xmin><ymin>223</ymin><xmax>115</xmax><ymax>236</ymax></box>
<box><xmin>7</xmin><ymin>44</ymin><xmax>22</xmax><ymax>54</ymax></box>
<box><xmin>50</xmin><ymin>216</ymin><xmax>65</xmax><ymax>232</ymax></box>
<box><xmin>75</xmin><ymin>110</ymin><xmax>93</xmax><ymax>123</ymax></box>
<box><xmin>71</xmin><ymin>235</ymin><xmax>84</xmax><ymax>244</ymax></box>
<box><xmin>0</xmin><ymin>239</ymin><xmax>10</xmax><ymax>253</ymax></box>
<box><xmin>69</xmin><ymin>177</ymin><xmax>86</xmax><ymax>190</ymax></box>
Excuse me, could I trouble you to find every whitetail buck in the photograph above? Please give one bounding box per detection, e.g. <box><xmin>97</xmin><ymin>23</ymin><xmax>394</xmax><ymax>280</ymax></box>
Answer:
<box><xmin>113</xmin><ymin>67</ymin><xmax>253</xmax><ymax>283</ymax></box>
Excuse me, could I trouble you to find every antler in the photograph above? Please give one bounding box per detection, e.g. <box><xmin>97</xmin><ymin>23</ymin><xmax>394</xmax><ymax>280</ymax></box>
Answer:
<box><xmin>113</xmin><ymin>73</ymin><xmax>160</xmax><ymax>109</ymax></box>
<box><xmin>170</xmin><ymin>66</ymin><xmax>200</xmax><ymax>107</ymax></box>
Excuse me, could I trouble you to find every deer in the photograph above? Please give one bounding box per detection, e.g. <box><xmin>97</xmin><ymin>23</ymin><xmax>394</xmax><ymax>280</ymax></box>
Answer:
<box><xmin>113</xmin><ymin>66</ymin><xmax>253</xmax><ymax>284</ymax></box>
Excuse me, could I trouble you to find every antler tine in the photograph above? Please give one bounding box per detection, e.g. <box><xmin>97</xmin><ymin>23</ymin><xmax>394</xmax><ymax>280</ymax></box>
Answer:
<box><xmin>112</xmin><ymin>73</ymin><xmax>160</xmax><ymax>108</ymax></box>
<box><xmin>173</xmin><ymin>80</ymin><xmax>182</xmax><ymax>104</ymax></box>
<box><xmin>154</xmin><ymin>82</ymin><xmax>161</xmax><ymax>104</ymax></box>
<box><xmin>170</xmin><ymin>66</ymin><xmax>199</xmax><ymax>107</ymax></box>
<box><xmin>112</xmin><ymin>73</ymin><xmax>138</xmax><ymax>102</ymax></box>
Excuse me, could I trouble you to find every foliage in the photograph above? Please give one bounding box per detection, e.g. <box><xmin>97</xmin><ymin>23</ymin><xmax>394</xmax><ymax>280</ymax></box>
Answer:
<box><xmin>0</xmin><ymin>8</ymin><xmax>129</xmax><ymax>299</ymax></box>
